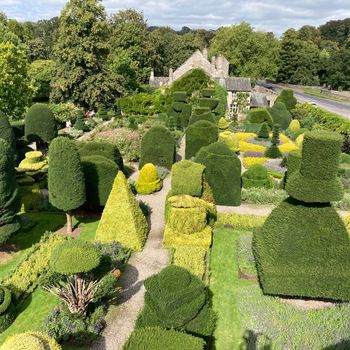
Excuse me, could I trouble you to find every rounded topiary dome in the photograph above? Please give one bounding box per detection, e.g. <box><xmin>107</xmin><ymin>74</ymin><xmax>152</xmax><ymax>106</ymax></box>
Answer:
<box><xmin>135</xmin><ymin>163</ymin><xmax>162</xmax><ymax>194</ymax></box>
<box><xmin>50</xmin><ymin>239</ymin><xmax>101</xmax><ymax>275</ymax></box>
<box><xmin>195</xmin><ymin>142</ymin><xmax>241</xmax><ymax>206</ymax></box>
<box><xmin>25</xmin><ymin>104</ymin><xmax>57</xmax><ymax>143</ymax></box>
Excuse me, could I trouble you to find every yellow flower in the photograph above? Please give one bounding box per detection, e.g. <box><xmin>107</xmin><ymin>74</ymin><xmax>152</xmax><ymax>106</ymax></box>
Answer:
<box><xmin>243</xmin><ymin>157</ymin><xmax>269</xmax><ymax>169</ymax></box>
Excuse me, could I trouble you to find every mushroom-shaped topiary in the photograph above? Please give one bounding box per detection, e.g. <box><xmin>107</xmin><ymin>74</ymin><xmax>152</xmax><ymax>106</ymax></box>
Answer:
<box><xmin>135</xmin><ymin>163</ymin><xmax>162</xmax><ymax>194</ymax></box>
<box><xmin>50</xmin><ymin>239</ymin><xmax>100</xmax><ymax>275</ymax></box>
<box><xmin>0</xmin><ymin>331</ymin><xmax>61</xmax><ymax>350</ymax></box>
<box><xmin>219</xmin><ymin>131</ymin><xmax>239</xmax><ymax>153</ymax></box>
<box><xmin>242</xmin><ymin>164</ymin><xmax>274</xmax><ymax>189</ymax></box>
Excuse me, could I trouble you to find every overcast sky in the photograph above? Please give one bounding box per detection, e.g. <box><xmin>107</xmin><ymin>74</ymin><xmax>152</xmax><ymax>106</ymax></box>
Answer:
<box><xmin>1</xmin><ymin>0</ymin><xmax>350</xmax><ymax>35</ymax></box>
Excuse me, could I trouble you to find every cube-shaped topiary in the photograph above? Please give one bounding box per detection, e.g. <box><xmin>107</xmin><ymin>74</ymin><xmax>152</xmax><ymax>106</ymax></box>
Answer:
<box><xmin>95</xmin><ymin>172</ymin><xmax>148</xmax><ymax>251</ymax></box>
<box><xmin>195</xmin><ymin>142</ymin><xmax>241</xmax><ymax>206</ymax></box>
<box><xmin>123</xmin><ymin>327</ymin><xmax>205</xmax><ymax>350</ymax></box>
<box><xmin>81</xmin><ymin>155</ymin><xmax>119</xmax><ymax>207</ymax></box>
<box><xmin>242</xmin><ymin>164</ymin><xmax>274</xmax><ymax>189</ymax></box>
<box><xmin>139</xmin><ymin>126</ymin><xmax>175</xmax><ymax>170</ymax></box>
<box><xmin>1</xmin><ymin>331</ymin><xmax>61</xmax><ymax>350</ymax></box>
<box><xmin>25</xmin><ymin>104</ymin><xmax>57</xmax><ymax>144</ymax></box>
<box><xmin>219</xmin><ymin>131</ymin><xmax>239</xmax><ymax>153</ymax></box>
<box><xmin>77</xmin><ymin>140</ymin><xmax>123</xmax><ymax>170</ymax></box>
<box><xmin>171</xmin><ymin>160</ymin><xmax>205</xmax><ymax>197</ymax></box>
<box><xmin>185</xmin><ymin>120</ymin><xmax>218</xmax><ymax>159</ymax></box>
<box><xmin>136</xmin><ymin>266</ymin><xmax>216</xmax><ymax>338</ymax></box>
<box><xmin>135</xmin><ymin>163</ymin><xmax>162</xmax><ymax>194</ymax></box>
<box><xmin>50</xmin><ymin>239</ymin><xmax>101</xmax><ymax>275</ymax></box>
<box><xmin>275</xmin><ymin>89</ymin><xmax>297</xmax><ymax>111</ymax></box>
<box><xmin>267</xmin><ymin>102</ymin><xmax>292</xmax><ymax>130</ymax></box>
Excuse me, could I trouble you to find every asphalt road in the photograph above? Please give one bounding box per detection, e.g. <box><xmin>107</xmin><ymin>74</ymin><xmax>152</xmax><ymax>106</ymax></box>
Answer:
<box><xmin>259</xmin><ymin>83</ymin><xmax>350</xmax><ymax>119</ymax></box>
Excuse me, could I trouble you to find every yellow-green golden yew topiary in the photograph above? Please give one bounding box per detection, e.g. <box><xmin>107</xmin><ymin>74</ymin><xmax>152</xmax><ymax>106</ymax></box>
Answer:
<box><xmin>295</xmin><ymin>133</ymin><xmax>304</xmax><ymax>148</ymax></box>
<box><xmin>17</xmin><ymin>151</ymin><xmax>48</xmax><ymax>173</ymax></box>
<box><xmin>219</xmin><ymin>131</ymin><xmax>239</xmax><ymax>152</ymax></box>
<box><xmin>135</xmin><ymin>163</ymin><xmax>162</xmax><ymax>194</ymax></box>
<box><xmin>218</xmin><ymin>117</ymin><xmax>229</xmax><ymax>131</ymax></box>
<box><xmin>288</xmin><ymin>119</ymin><xmax>300</xmax><ymax>133</ymax></box>
<box><xmin>95</xmin><ymin>172</ymin><xmax>148</xmax><ymax>251</ymax></box>
<box><xmin>0</xmin><ymin>331</ymin><xmax>61</xmax><ymax>350</ymax></box>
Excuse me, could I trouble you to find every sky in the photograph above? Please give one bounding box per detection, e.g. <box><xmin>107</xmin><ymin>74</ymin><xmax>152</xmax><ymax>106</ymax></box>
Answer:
<box><xmin>1</xmin><ymin>0</ymin><xmax>350</xmax><ymax>35</ymax></box>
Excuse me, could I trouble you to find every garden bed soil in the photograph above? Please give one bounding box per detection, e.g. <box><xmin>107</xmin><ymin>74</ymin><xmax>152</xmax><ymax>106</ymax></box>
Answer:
<box><xmin>0</xmin><ymin>244</ymin><xmax>19</xmax><ymax>264</ymax></box>
<box><xmin>56</xmin><ymin>226</ymin><xmax>84</xmax><ymax>238</ymax></box>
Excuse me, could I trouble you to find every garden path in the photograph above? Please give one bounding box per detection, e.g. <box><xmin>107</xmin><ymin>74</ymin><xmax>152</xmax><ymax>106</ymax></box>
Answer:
<box><xmin>91</xmin><ymin>137</ymin><xmax>185</xmax><ymax>350</ymax></box>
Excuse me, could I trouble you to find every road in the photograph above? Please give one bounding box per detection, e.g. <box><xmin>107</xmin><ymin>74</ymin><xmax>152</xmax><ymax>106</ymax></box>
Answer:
<box><xmin>258</xmin><ymin>82</ymin><xmax>350</xmax><ymax>119</ymax></box>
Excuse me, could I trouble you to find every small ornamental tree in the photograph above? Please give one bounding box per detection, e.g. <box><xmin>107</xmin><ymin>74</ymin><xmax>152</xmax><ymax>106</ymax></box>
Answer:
<box><xmin>48</xmin><ymin>137</ymin><xmax>86</xmax><ymax>234</ymax></box>
<box><xmin>0</xmin><ymin>139</ymin><xmax>21</xmax><ymax>244</ymax></box>
<box><xmin>265</xmin><ymin>124</ymin><xmax>283</xmax><ymax>158</ymax></box>
<box><xmin>0</xmin><ymin>112</ymin><xmax>15</xmax><ymax>150</ymax></box>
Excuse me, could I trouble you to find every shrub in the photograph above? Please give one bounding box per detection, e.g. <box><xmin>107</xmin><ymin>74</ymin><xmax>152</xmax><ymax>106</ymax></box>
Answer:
<box><xmin>3</xmin><ymin>233</ymin><xmax>66</xmax><ymax>299</ymax></box>
<box><xmin>256</xmin><ymin>122</ymin><xmax>270</xmax><ymax>140</ymax></box>
<box><xmin>1</xmin><ymin>331</ymin><xmax>61</xmax><ymax>350</ymax></box>
<box><xmin>81</xmin><ymin>155</ymin><xmax>119</xmax><ymax>207</ymax></box>
<box><xmin>199</xmin><ymin>97</ymin><xmax>219</xmax><ymax>111</ymax></box>
<box><xmin>218</xmin><ymin>131</ymin><xmax>239</xmax><ymax>152</ymax></box>
<box><xmin>48</xmin><ymin>102</ymin><xmax>83</xmax><ymax>123</ymax></box>
<box><xmin>286</xmin><ymin>150</ymin><xmax>302</xmax><ymax>181</ymax></box>
<box><xmin>275</xmin><ymin>89</ymin><xmax>297</xmax><ymax>111</ymax></box>
<box><xmin>29</xmin><ymin>60</ymin><xmax>55</xmax><ymax>102</ymax></box>
<box><xmin>17</xmin><ymin>151</ymin><xmax>48</xmax><ymax>186</ymax></box>
<box><xmin>242</xmin><ymin>157</ymin><xmax>269</xmax><ymax>169</ymax></box>
<box><xmin>195</xmin><ymin>142</ymin><xmax>241</xmax><ymax>206</ymax></box>
<box><xmin>216</xmin><ymin>212</ymin><xmax>266</xmax><ymax>231</ymax></box>
<box><xmin>278</xmin><ymin>142</ymin><xmax>299</xmax><ymax>154</ymax></box>
<box><xmin>286</xmin><ymin>131</ymin><xmax>343</xmax><ymax>203</ymax></box>
<box><xmin>288</xmin><ymin>119</ymin><xmax>300</xmax><ymax>133</ymax></box>
<box><xmin>185</xmin><ymin>120</ymin><xmax>218</xmax><ymax>159</ymax></box>
<box><xmin>0</xmin><ymin>139</ymin><xmax>21</xmax><ymax>244</ymax></box>
<box><xmin>119</xmin><ymin>93</ymin><xmax>165</xmax><ymax>116</ymax></box>
<box><xmin>25</xmin><ymin>104</ymin><xmax>57</xmax><ymax>144</ymax></box>
<box><xmin>77</xmin><ymin>140</ymin><xmax>123</xmax><ymax>170</ymax></box>
<box><xmin>241</xmin><ymin>187</ymin><xmax>287</xmax><ymax>205</ymax></box>
<box><xmin>0</xmin><ymin>111</ymin><xmax>15</xmax><ymax>150</ymax></box>
<box><xmin>171</xmin><ymin>160</ymin><xmax>205</xmax><ymax>197</ymax></box>
<box><xmin>188</xmin><ymin>109</ymin><xmax>214</xmax><ymax>125</ymax></box>
<box><xmin>245</xmin><ymin>108</ymin><xmax>273</xmax><ymax>132</ymax></box>
<box><xmin>242</xmin><ymin>164</ymin><xmax>274</xmax><ymax>189</ymax></box>
<box><xmin>135</xmin><ymin>163</ymin><xmax>162</xmax><ymax>194</ymax></box>
<box><xmin>48</xmin><ymin>137</ymin><xmax>86</xmax><ymax>233</ymax></box>
<box><xmin>50</xmin><ymin>239</ymin><xmax>101</xmax><ymax>275</ymax></box>
<box><xmin>136</xmin><ymin>266</ymin><xmax>216</xmax><ymax>338</ymax></box>
<box><xmin>139</xmin><ymin>126</ymin><xmax>175</xmax><ymax>170</ymax></box>
<box><xmin>173</xmin><ymin>91</ymin><xmax>187</xmax><ymax>102</ymax></box>
<box><xmin>0</xmin><ymin>286</ymin><xmax>15</xmax><ymax>333</ymax></box>
<box><xmin>73</xmin><ymin>112</ymin><xmax>85</xmax><ymax>131</ymax></box>
<box><xmin>265</xmin><ymin>125</ymin><xmax>283</xmax><ymax>158</ymax></box>
<box><xmin>267</xmin><ymin>102</ymin><xmax>292</xmax><ymax>130</ymax></box>
<box><xmin>201</xmin><ymin>88</ymin><xmax>215</xmax><ymax>98</ymax></box>
<box><xmin>95</xmin><ymin>172</ymin><xmax>148</xmax><ymax>251</ymax></box>
<box><xmin>124</xmin><ymin>327</ymin><xmax>205</xmax><ymax>350</ymax></box>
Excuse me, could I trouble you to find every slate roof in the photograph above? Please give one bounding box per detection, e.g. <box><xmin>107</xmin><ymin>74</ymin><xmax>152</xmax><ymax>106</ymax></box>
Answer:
<box><xmin>215</xmin><ymin>77</ymin><xmax>251</xmax><ymax>91</ymax></box>
<box><xmin>250</xmin><ymin>93</ymin><xmax>268</xmax><ymax>108</ymax></box>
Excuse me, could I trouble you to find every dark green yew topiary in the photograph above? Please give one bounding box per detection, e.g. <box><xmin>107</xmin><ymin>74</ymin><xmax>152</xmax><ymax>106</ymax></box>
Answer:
<box><xmin>195</xmin><ymin>142</ymin><xmax>241</xmax><ymax>206</ymax></box>
<box><xmin>73</xmin><ymin>112</ymin><xmax>85</xmax><ymax>131</ymax></box>
<box><xmin>245</xmin><ymin>108</ymin><xmax>273</xmax><ymax>133</ymax></box>
<box><xmin>267</xmin><ymin>102</ymin><xmax>292</xmax><ymax>130</ymax></box>
<box><xmin>257</xmin><ymin>122</ymin><xmax>270</xmax><ymax>140</ymax></box>
<box><xmin>0</xmin><ymin>286</ymin><xmax>15</xmax><ymax>332</ymax></box>
<box><xmin>286</xmin><ymin>131</ymin><xmax>343</xmax><ymax>203</ymax></box>
<box><xmin>50</xmin><ymin>239</ymin><xmax>101</xmax><ymax>275</ymax></box>
<box><xmin>199</xmin><ymin>98</ymin><xmax>219</xmax><ymax>111</ymax></box>
<box><xmin>173</xmin><ymin>91</ymin><xmax>187</xmax><ymax>102</ymax></box>
<box><xmin>286</xmin><ymin>150</ymin><xmax>302</xmax><ymax>180</ymax></box>
<box><xmin>265</xmin><ymin>124</ymin><xmax>283</xmax><ymax>158</ymax></box>
<box><xmin>275</xmin><ymin>89</ymin><xmax>297</xmax><ymax>111</ymax></box>
<box><xmin>136</xmin><ymin>266</ymin><xmax>215</xmax><ymax>338</ymax></box>
<box><xmin>25</xmin><ymin>104</ymin><xmax>57</xmax><ymax>144</ymax></box>
<box><xmin>189</xmin><ymin>111</ymin><xmax>215</xmax><ymax>125</ymax></box>
<box><xmin>139</xmin><ymin>126</ymin><xmax>175</xmax><ymax>170</ymax></box>
<box><xmin>0</xmin><ymin>112</ymin><xmax>15</xmax><ymax>150</ymax></box>
<box><xmin>48</xmin><ymin>137</ymin><xmax>86</xmax><ymax>234</ymax></box>
<box><xmin>0</xmin><ymin>139</ymin><xmax>21</xmax><ymax>244</ymax></box>
<box><xmin>201</xmin><ymin>88</ymin><xmax>215</xmax><ymax>98</ymax></box>
<box><xmin>81</xmin><ymin>155</ymin><xmax>119</xmax><ymax>207</ymax></box>
<box><xmin>242</xmin><ymin>164</ymin><xmax>273</xmax><ymax>189</ymax></box>
<box><xmin>123</xmin><ymin>327</ymin><xmax>205</xmax><ymax>350</ymax></box>
<box><xmin>167</xmin><ymin>91</ymin><xmax>191</xmax><ymax>129</ymax></box>
<box><xmin>185</xmin><ymin>120</ymin><xmax>218</xmax><ymax>160</ymax></box>
<box><xmin>77</xmin><ymin>140</ymin><xmax>123</xmax><ymax>171</ymax></box>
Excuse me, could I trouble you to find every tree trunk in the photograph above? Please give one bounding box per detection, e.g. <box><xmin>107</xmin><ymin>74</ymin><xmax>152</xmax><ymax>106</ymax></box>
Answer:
<box><xmin>66</xmin><ymin>211</ymin><xmax>72</xmax><ymax>235</ymax></box>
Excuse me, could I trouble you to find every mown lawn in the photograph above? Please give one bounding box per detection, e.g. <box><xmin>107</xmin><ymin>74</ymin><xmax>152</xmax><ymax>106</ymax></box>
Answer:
<box><xmin>210</xmin><ymin>227</ymin><xmax>350</xmax><ymax>350</ymax></box>
<box><xmin>304</xmin><ymin>88</ymin><xmax>350</xmax><ymax>103</ymax></box>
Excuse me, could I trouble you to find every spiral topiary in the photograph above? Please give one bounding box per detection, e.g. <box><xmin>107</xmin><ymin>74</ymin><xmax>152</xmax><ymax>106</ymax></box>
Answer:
<box><xmin>135</xmin><ymin>163</ymin><xmax>162</xmax><ymax>194</ymax></box>
<box><xmin>50</xmin><ymin>239</ymin><xmax>101</xmax><ymax>275</ymax></box>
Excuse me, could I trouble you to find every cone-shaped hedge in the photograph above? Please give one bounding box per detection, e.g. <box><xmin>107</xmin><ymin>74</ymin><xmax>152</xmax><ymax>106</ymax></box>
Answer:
<box><xmin>185</xmin><ymin>120</ymin><xmax>218</xmax><ymax>159</ymax></box>
<box><xmin>136</xmin><ymin>266</ymin><xmax>216</xmax><ymax>338</ymax></box>
<box><xmin>0</xmin><ymin>139</ymin><xmax>21</xmax><ymax>244</ymax></box>
<box><xmin>25</xmin><ymin>104</ymin><xmax>57</xmax><ymax>144</ymax></box>
<box><xmin>48</xmin><ymin>137</ymin><xmax>86</xmax><ymax>212</ymax></box>
<box><xmin>0</xmin><ymin>112</ymin><xmax>15</xmax><ymax>150</ymax></box>
<box><xmin>95</xmin><ymin>172</ymin><xmax>148</xmax><ymax>251</ymax></box>
<box><xmin>257</xmin><ymin>122</ymin><xmax>270</xmax><ymax>140</ymax></box>
<box><xmin>139</xmin><ymin>126</ymin><xmax>175</xmax><ymax>170</ymax></box>
<box><xmin>195</xmin><ymin>142</ymin><xmax>241</xmax><ymax>206</ymax></box>
<box><xmin>275</xmin><ymin>89</ymin><xmax>297</xmax><ymax>111</ymax></box>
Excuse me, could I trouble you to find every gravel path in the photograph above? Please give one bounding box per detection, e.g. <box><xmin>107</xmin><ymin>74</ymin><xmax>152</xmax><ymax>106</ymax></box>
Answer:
<box><xmin>91</xmin><ymin>138</ymin><xmax>185</xmax><ymax>350</ymax></box>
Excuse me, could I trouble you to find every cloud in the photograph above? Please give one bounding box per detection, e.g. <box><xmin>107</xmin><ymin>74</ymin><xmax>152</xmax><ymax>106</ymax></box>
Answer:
<box><xmin>1</xmin><ymin>0</ymin><xmax>350</xmax><ymax>35</ymax></box>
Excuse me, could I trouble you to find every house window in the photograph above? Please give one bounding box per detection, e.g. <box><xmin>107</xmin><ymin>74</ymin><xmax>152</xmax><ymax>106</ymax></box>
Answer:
<box><xmin>231</xmin><ymin>102</ymin><xmax>238</xmax><ymax>114</ymax></box>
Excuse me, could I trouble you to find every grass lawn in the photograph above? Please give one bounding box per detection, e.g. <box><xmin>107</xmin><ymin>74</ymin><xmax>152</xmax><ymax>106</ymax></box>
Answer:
<box><xmin>210</xmin><ymin>227</ymin><xmax>350</xmax><ymax>350</ymax></box>
<box><xmin>304</xmin><ymin>88</ymin><xmax>350</xmax><ymax>103</ymax></box>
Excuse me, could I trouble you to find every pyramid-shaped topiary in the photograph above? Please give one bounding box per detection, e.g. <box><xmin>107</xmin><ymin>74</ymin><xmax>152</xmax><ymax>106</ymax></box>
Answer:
<box><xmin>95</xmin><ymin>172</ymin><xmax>148</xmax><ymax>251</ymax></box>
<box><xmin>253</xmin><ymin>130</ymin><xmax>350</xmax><ymax>301</ymax></box>
<box><xmin>135</xmin><ymin>163</ymin><xmax>162</xmax><ymax>194</ymax></box>
<box><xmin>256</xmin><ymin>122</ymin><xmax>270</xmax><ymax>140</ymax></box>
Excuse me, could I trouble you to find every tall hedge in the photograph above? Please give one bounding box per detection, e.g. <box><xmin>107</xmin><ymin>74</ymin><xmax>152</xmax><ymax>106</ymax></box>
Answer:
<box><xmin>0</xmin><ymin>112</ymin><xmax>15</xmax><ymax>150</ymax></box>
<box><xmin>275</xmin><ymin>89</ymin><xmax>297</xmax><ymax>111</ymax></box>
<box><xmin>25</xmin><ymin>104</ymin><xmax>57</xmax><ymax>144</ymax></box>
<box><xmin>139</xmin><ymin>126</ymin><xmax>175</xmax><ymax>170</ymax></box>
<box><xmin>267</xmin><ymin>102</ymin><xmax>292</xmax><ymax>130</ymax></box>
<box><xmin>77</xmin><ymin>141</ymin><xmax>124</xmax><ymax>171</ymax></box>
<box><xmin>81</xmin><ymin>155</ymin><xmax>119</xmax><ymax>207</ymax></box>
<box><xmin>0</xmin><ymin>139</ymin><xmax>21</xmax><ymax>244</ymax></box>
<box><xmin>95</xmin><ymin>172</ymin><xmax>148</xmax><ymax>251</ymax></box>
<box><xmin>195</xmin><ymin>142</ymin><xmax>241</xmax><ymax>206</ymax></box>
<box><xmin>185</xmin><ymin>120</ymin><xmax>218</xmax><ymax>159</ymax></box>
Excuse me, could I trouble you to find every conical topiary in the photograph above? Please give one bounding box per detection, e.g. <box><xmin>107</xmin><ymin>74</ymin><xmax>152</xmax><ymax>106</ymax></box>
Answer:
<box><xmin>253</xmin><ymin>130</ymin><xmax>350</xmax><ymax>301</ymax></box>
<box><xmin>95</xmin><ymin>172</ymin><xmax>148</xmax><ymax>251</ymax></box>
<box><xmin>288</xmin><ymin>119</ymin><xmax>300</xmax><ymax>133</ymax></box>
<box><xmin>265</xmin><ymin>124</ymin><xmax>282</xmax><ymax>158</ymax></box>
<box><xmin>256</xmin><ymin>122</ymin><xmax>270</xmax><ymax>140</ymax></box>
<box><xmin>135</xmin><ymin>163</ymin><xmax>162</xmax><ymax>194</ymax></box>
